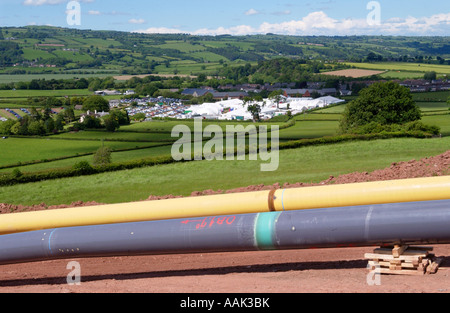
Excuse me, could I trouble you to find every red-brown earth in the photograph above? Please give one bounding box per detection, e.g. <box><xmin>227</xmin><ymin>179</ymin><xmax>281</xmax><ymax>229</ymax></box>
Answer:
<box><xmin>0</xmin><ymin>151</ymin><xmax>449</xmax><ymax>293</ymax></box>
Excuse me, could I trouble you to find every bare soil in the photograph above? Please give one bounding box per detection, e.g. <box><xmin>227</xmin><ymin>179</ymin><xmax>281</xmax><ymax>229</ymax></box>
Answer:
<box><xmin>0</xmin><ymin>151</ymin><xmax>449</xmax><ymax>293</ymax></box>
<box><xmin>322</xmin><ymin>69</ymin><xmax>386</xmax><ymax>78</ymax></box>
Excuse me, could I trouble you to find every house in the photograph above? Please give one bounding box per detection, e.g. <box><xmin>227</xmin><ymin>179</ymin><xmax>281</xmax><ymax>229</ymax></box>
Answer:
<box><xmin>211</xmin><ymin>91</ymin><xmax>248</xmax><ymax>100</ymax></box>
<box><xmin>94</xmin><ymin>90</ymin><xmax>122</xmax><ymax>96</ymax></box>
<box><xmin>283</xmin><ymin>89</ymin><xmax>313</xmax><ymax>97</ymax></box>
<box><xmin>79</xmin><ymin>110</ymin><xmax>109</xmax><ymax>123</ymax></box>
<box><xmin>109</xmin><ymin>100</ymin><xmax>121</xmax><ymax>108</ymax></box>
<box><xmin>340</xmin><ymin>89</ymin><xmax>352</xmax><ymax>96</ymax></box>
<box><xmin>181</xmin><ymin>88</ymin><xmax>213</xmax><ymax>97</ymax></box>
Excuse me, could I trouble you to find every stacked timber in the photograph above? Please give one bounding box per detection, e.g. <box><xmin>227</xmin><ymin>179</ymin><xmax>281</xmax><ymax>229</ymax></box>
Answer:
<box><xmin>365</xmin><ymin>245</ymin><xmax>443</xmax><ymax>276</ymax></box>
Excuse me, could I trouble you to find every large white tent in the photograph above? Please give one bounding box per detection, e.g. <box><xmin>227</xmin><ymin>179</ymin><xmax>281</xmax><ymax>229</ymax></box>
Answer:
<box><xmin>184</xmin><ymin>96</ymin><xmax>344</xmax><ymax>120</ymax></box>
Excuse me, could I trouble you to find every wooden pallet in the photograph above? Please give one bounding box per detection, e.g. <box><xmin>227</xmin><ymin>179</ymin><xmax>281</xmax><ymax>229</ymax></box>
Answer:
<box><xmin>365</xmin><ymin>245</ymin><xmax>443</xmax><ymax>276</ymax></box>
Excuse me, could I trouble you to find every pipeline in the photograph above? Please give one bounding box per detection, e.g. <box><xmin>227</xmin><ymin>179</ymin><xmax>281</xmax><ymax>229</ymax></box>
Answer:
<box><xmin>0</xmin><ymin>176</ymin><xmax>449</xmax><ymax>235</ymax></box>
<box><xmin>0</xmin><ymin>200</ymin><xmax>449</xmax><ymax>266</ymax></box>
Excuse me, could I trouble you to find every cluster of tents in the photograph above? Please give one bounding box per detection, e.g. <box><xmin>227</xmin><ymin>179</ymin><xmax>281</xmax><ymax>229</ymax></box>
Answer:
<box><xmin>184</xmin><ymin>96</ymin><xmax>346</xmax><ymax>121</ymax></box>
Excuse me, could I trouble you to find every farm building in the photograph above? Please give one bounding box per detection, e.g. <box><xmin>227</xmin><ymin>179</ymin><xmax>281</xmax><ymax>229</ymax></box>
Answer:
<box><xmin>79</xmin><ymin>110</ymin><xmax>109</xmax><ymax>123</ymax></box>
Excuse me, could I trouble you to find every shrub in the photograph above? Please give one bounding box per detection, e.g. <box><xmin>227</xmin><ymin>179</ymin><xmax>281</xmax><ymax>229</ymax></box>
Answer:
<box><xmin>93</xmin><ymin>146</ymin><xmax>112</xmax><ymax>167</ymax></box>
<box><xmin>73</xmin><ymin>161</ymin><xmax>95</xmax><ymax>175</ymax></box>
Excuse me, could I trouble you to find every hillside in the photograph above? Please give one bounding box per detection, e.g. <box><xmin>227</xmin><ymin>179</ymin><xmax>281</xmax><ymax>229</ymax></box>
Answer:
<box><xmin>1</xmin><ymin>26</ymin><xmax>449</xmax><ymax>79</ymax></box>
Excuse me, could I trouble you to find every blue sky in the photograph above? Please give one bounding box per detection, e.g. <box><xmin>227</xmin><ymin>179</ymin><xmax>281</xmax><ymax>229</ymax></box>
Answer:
<box><xmin>0</xmin><ymin>0</ymin><xmax>449</xmax><ymax>36</ymax></box>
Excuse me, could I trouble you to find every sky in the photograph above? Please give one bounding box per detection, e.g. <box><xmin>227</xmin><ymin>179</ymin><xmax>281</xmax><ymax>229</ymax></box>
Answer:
<box><xmin>0</xmin><ymin>0</ymin><xmax>449</xmax><ymax>36</ymax></box>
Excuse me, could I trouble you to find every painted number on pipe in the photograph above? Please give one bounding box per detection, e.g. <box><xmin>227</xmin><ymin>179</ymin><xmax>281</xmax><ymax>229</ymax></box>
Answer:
<box><xmin>181</xmin><ymin>216</ymin><xmax>236</xmax><ymax>229</ymax></box>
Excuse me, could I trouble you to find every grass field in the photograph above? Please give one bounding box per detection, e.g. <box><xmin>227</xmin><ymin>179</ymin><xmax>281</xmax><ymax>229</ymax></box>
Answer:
<box><xmin>422</xmin><ymin>115</ymin><xmax>450</xmax><ymax>136</ymax></box>
<box><xmin>279</xmin><ymin>120</ymin><xmax>340</xmax><ymax>139</ymax></box>
<box><xmin>1</xmin><ymin>136</ymin><xmax>448</xmax><ymax>206</ymax></box>
<box><xmin>0</xmin><ymin>89</ymin><xmax>92</xmax><ymax>98</ymax></box>
<box><xmin>0</xmin><ymin>137</ymin><xmax>155</xmax><ymax>168</ymax></box>
<box><xmin>0</xmin><ymin>88</ymin><xmax>449</xmax><ymax>207</ymax></box>
<box><xmin>0</xmin><ymin>143</ymin><xmax>174</xmax><ymax>173</ymax></box>
<box><xmin>380</xmin><ymin>71</ymin><xmax>424</xmax><ymax>79</ymax></box>
<box><xmin>52</xmin><ymin>130</ymin><xmax>177</xmax><ymax>142</ymax></box>
<box><xmin>0</xmin><ymin>74</ymin><xmax>118</xmax><ymax>83</ymax></box>
<box><xmin>321</xmin><ymin>69</ymin><xmax>385</xmax><ymax>78</ymax></box>
<box><xmin>345</xmin><ymin>62</ymin><xmax>450</xmax><ymax>75</ymax></box>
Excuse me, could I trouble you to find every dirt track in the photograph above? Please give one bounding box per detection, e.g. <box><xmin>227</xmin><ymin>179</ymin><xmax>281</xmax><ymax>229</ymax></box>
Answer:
<box><xmin>0</xmin><ymin>151</ymin><xmax>449</xmax><ymax>293</ymax></box>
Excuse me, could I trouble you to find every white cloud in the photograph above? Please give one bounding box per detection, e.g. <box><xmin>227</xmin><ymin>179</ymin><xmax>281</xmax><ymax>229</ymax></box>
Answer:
<box><xmin>134</xmin><ymin>27</ymin><xmax>185</xmax><ymax>34</ymax></box>
<box><xmin>134</xmin><ymin>11</ymin><xmax>450</xmax><ymax>36</ymax></box>
<box><xmin>271</xmin><ymin>10</ymin><xmax>291</xmax><ymax>16</ymax></box>
<box><xmin>23</xmin><ymin>0</ymin><xmax>94</xmax><ymax>5</ymax></box>
<box><xmin>88</xmin><ymin>10</ymin><xmax>101</xmax><ymax>15</ymax></box>
<box><xmin>129</xmin><ymin>18</ymin><xmax>146</xmax><ymax>25</ymax></box>
<box><xmin>245</xmin><ymin>9</ymin><xmax>261</xmax><ymax>16</ymax></box>
<box><xmin>23</xmin><ymin>0</ymin><xmax>65</xmax><ymax>5</ymax></box>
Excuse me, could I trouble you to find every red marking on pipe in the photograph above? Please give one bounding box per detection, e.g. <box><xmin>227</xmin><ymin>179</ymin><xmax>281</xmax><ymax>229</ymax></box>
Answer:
<box><xmin>181</xmin><ymin>216</ymin><xmax>237</xmax><ymax>229</ymax></box>
<box><xmin>181</xmin><ymin>219</ymin><xmax>204</xmax><ymax>225</ymax></box>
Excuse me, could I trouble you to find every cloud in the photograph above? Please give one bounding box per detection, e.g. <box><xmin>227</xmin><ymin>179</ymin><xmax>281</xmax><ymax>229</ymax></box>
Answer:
<box><xmin>88</xmin><ymin>10</ymin><xmax>101</xmax><ymax>15</ymax></box>
<box><xmin>129</xmin><ymin>18</ymin><xmax>146</xmax><ymax>25</ymax></box>
<box><xmin>134</xmin><ymin>11</ymin><xmax>450</xmax><ymax>36</ymax></box>
<box><xmin>271</xmin><ymin>10</ymin><xmax>291</xmax><ymax>16</ymax></box>
<box><xmin>135</xmin><ymin>27</ymin><xmax>185</xmax><ymax>34</ymax></box>
<box><xmin>23</xmin><ymin>0</ymin><xmax>65</xmax><ymax>5</ymax></box>
<box><xmin>23</xmin><ymin>0</ymin><xmax>94</xmax><ymax>5</ymax></box>
<box><xmin>244</xmin><ymin>9</ymin><xmax>261</xmax><ymax>16</ymax></box>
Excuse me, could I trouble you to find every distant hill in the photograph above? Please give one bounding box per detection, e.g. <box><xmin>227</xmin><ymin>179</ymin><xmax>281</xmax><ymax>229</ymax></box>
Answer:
<box><xmin>0</xmin><ymin>26</ymin><xmax>449</xmax><ymax>77</ymax></box>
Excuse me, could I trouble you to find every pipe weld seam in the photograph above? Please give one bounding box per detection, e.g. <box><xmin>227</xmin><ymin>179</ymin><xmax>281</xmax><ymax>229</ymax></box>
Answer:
<box><xmin>268</xmin><ymin>189</ymin><xmax>276</xmax><ymax>212</ymax></box>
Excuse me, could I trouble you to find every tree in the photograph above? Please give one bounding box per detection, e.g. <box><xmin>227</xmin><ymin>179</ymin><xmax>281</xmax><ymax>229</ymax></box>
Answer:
<box><xmin>93</xmin><ymin>146</ymin><xmax>112</xmax><ymax>167</ymax></box>
<box><xmin>269</xmin><ymin>90</ymin><xmax>284</xmax><ymax>109</ymax></box>
<box><xmin>131</xmin><ymin>113</ymin><xmax>146</xmax><ymax>122</ymax></box>
<box><xmin>424</xmin><ymin>71</ymin><xmax>437</xmax><ymax>81</ymax></box>
<box><xmin>247</xmin><ymin>104</ymin><xmax>261</xmax><ymax>121</ymax></box>
<box><xmin>0</xmin><ymin>119</ymin><xmax>16</xmax><ymax>135</ymax></box>
<box><xmin>27</xmin><ymin>120</ymin><xmax>45</xmax><ymax>136</ymax></box>
<box><xmin>44</xmin><ymin>118</ymin><xmax>55</xmax><ymax>134</ymax></box>
<box><xmin>73</xmin><ymin>161</ymin><xmax>95</xmax><ymax>175</ymax></box>
<box><xmin>103</xmin><ymin>115</ymin><xmax>120</xmax><ymax>132</ymax></box>
<box><xmin>82</xmin><ymin>95</ymin><xmax>110</xmax><ymax>112</ymax></box>
<box><xmin>340</xmin><ymin>82</ymin><xmax>421</xmax><ymax>133</ymax></box>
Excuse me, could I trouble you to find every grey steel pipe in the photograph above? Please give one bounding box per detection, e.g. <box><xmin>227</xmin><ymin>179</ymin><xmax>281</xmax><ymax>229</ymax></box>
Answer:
<box><xmin>0</xmin><ymin>200</ymin><xmax>449</xmax><ymax>265</ymax></box>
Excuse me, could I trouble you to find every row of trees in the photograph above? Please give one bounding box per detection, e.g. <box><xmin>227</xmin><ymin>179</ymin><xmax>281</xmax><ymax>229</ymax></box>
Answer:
<box><xmin>71</xmin><ymin>109</ymin><xmax>130</xmax><ymax>133</ymax></box>
<box><xmin>0</xmin><ymin>110</ymin><xmax>65</xmax><ymax>136</ymax></box>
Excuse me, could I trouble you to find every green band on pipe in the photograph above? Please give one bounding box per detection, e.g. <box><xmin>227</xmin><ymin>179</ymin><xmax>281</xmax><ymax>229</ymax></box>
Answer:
<box><xmin>254</xmin><ymin>212</ymin><xmax>281</xmax><ymax>250</ymax></box>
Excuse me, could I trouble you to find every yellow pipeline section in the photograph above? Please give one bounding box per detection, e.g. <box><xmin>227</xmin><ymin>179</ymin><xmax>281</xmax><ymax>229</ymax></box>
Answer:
<box><xmin>0</xmin><ymin>176</ymin><xmax>449</xmax><ymax>235</ymax></box>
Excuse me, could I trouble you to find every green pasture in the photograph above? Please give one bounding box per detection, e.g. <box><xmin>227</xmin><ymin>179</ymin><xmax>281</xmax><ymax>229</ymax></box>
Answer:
<box><xmin>422</xmin><ymin>115</ymin><xmax>450</xmax><ymax>136</ymax></box>
<box><xmin>52</xmin><ymin>130</ymin><xmax>176</xmax><ymax>142</ymax></box>
<box><xmin>0</xmin><ymin>89</ymin><xmax>92</xmax><ymax>98</ymax></box>
<box><xmin>157</xmin><ymin>42</ymin><xmax>207</xmax><ymax>53</ymax></box>
<box><xmin>120</xmin><ymin>120</ymin><xmax>286</xmax><ymax>133</ymax></box>
<box><xmin>22</xmin><ymin>48</ymin><xmax>55</xmax><ymax>61</ymax></box>
<box><xmin>0</xmin><ymin>143</ymin><xmax>174</xmax><ymax>174</ymax></box>
<box><xmin>413</xmin><ymin>91</ymin><xmax>450</xmax><ymax>102</ymax></box>
<box><xmin>1</xmin><ymin>136</ymin><xmax>448</xmax><ymax>206</ymax></box>
<box><xmin>279</xmin><ymin>120</ymin><xmax>339</xmax><ymax>139</ymax></box>
<box><xmin>0</xmin><ymin>137</ymin><xmax>154</xmax><ymax>168</ymax></box>
<box><xmin>295</xmin><ymin>113</ymin><xmax>342</xmax><ymax>121</ymax></box>
<box><xmin>380</xmin><ymin>71</ymin><xmax>424</xmax><ymax>79</ymax></box>
<box><xmin>0</xmin><ymin>74</ymin><xmax>115</xmax><ymax>83</ymax></box>
<box><xmin>417</xmin><ymin>102</ymin><xmax>449</xmax><ymax>112</ymax></box>
<box><xmin>345</xmin><ymin>62</ymin><xmax>450</xmax><ymax>75</ymax></box>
